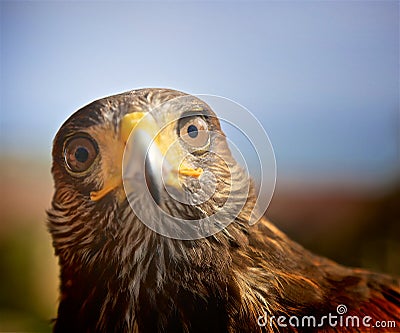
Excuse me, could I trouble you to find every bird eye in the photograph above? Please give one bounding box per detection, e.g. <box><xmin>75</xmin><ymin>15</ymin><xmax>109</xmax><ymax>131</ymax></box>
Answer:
<box><xmin>64</xmin><ymin>136</ymin><xmax>98</xmax><ymax>173</ymax></box>
<box><xmin>179</xmin><ymin>116</ymin><xmax>210</xmax><ymax>151</ymax></box>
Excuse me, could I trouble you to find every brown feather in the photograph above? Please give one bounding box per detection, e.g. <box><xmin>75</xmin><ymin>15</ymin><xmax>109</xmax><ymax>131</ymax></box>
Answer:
<box><xmin>47</xmin><ymin>88</ymin><xmax>400</xmax><ymax>332</ymax></box>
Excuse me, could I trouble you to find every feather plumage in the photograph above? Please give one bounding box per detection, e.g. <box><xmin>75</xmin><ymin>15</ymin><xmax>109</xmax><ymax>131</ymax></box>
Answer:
<box><xmin>48</xmin><ymin>88</ymin><xmax>399</xmax><ymax>332</ymax></box>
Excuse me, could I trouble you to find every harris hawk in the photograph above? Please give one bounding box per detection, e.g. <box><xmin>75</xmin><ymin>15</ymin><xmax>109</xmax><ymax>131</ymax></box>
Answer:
<box><xmin>47</xmin><ymin>88</ymin><xmax>399</xmax><ymax>332</ymax></box>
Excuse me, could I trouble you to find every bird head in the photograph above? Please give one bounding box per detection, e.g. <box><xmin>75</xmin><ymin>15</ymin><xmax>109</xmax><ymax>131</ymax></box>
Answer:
<box><xmin>48</xmin><ymin>89</ymin><xmax>255</xmax><ymax>271</ymax></box>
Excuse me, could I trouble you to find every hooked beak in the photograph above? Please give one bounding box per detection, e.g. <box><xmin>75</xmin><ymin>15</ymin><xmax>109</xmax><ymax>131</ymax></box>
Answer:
<box><xmin>90</xmin><ymin>112</ymin><xmax>202</xmax><ymax>203</ymax></box>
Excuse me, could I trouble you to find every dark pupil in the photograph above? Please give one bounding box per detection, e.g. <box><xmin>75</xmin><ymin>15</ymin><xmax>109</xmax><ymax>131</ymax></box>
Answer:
<box><xmin>187</xmin><ymin>125</ymin><xmax>198</xmax><ymax>138</ymax></box>
<box><xmin>75</xmin><ymin>147</ymin><xmax>89</xmax><ymax>163</ymax></box>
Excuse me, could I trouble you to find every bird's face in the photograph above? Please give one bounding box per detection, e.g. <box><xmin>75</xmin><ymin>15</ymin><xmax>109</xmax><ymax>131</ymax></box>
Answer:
<box><xmin>48</xmin><ymin>89</ymin><xmax>253</xmax><ymax>266</ymax></box>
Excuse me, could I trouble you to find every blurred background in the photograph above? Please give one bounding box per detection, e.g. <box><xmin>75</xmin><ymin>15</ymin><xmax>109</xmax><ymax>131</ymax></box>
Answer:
<box><xmin>1</xmin><ymin>1</ymin><xmax>399</xmax><ymax>332</ymax></box>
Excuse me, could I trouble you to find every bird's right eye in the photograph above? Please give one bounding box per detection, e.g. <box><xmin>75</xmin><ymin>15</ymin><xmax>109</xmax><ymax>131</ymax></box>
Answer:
<box><xmin>64</xmin><ymin>136</ymin><xmax>98</xmax><ymax>173</ymax></box>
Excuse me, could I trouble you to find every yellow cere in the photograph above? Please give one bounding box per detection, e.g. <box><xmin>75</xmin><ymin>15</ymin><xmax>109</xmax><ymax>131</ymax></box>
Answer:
<box><xmin>121</xmin><ymin>112</ymin><xmax>147</xmax><ymax>143</ymax></box>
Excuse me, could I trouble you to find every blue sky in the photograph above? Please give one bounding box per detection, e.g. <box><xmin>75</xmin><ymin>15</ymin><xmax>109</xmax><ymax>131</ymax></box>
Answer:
<box><xmin>1</xmin><ymin>1</ymin><xmax>399</xmax><ymax>186</ymax></box>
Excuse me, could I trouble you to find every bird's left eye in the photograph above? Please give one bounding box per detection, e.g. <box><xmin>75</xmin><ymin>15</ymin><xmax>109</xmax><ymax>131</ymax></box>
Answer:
<box><xmin>178</xmin><ymin>116</ymin><xmax>210</xmax><ymax>151</ymax></box>
<box><xmin>64</xmin><ymin>136</ymin><xmax>98</xmax><ymax>173</ymax></box>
